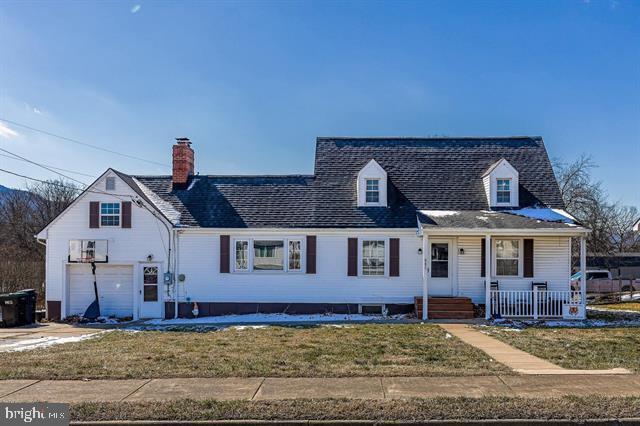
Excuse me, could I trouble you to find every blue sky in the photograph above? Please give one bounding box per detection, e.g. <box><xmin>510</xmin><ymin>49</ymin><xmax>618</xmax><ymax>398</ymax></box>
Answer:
<box><xmin>1</xmin><ymin>0</ymin><xmax>638</xmax><ymax>207</ymax></box>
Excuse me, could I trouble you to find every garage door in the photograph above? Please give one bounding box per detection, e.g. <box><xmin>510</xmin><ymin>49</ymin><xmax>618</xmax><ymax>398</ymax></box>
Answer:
<box><xmin>68</xmin><ymin>264</ymin><xmax>133</xmax><ymax>318</ymax></box>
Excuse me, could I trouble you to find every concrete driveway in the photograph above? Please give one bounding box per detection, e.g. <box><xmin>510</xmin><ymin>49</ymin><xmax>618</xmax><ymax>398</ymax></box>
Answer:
<box><xmin>0</xmin><ymin>322</ymin><xmax>108</xmax><ymax>352</ymax></box>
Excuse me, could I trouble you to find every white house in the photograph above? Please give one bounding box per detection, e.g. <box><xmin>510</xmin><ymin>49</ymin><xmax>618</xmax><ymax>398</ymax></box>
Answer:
<box><xmin>36</xmin><ymin>136</ymin><xmax>590</xmax><ymax>321</ymax></box>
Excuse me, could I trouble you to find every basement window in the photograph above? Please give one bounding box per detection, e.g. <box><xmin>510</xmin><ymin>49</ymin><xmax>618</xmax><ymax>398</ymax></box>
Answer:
<box><xmin>360</xmin><ymin>304</ymin><xmax>384</xmax><ymax>315</ymax></box>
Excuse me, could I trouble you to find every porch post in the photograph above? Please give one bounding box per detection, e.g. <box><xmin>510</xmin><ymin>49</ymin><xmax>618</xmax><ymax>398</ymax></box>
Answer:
<box><xmin>422</xmin><ymin>233</ymin><xmax>429</xmax><ymax>320</ymax></box>
<box><xmin>580</xmin><ymin>235</ymin><xmax>587</xmax><ymax>317</ymax></box>
<box><xmin>484</xmin><ymin>234</ymin><xmax>491</xmax><ymax>320</ymax></box>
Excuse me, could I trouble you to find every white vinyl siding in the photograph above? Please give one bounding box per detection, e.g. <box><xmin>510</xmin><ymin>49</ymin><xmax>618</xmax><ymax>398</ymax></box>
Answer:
<box><xmin>177</xmin><ymin>231</ymin><xmax>421</xmax><ymax>305</ymax></box>
<box><xmin>43</xmin><ymin>172</ymin><xmax>171</xmax><ymax>319</ymax></box>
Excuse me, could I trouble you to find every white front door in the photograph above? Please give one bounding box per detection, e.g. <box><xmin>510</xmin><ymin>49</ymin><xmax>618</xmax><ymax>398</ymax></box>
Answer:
<box><xmin>139</xmin><ymin>264</ymin><xmax>163</xmax><ymax>318</ymax></box>
<box><xmin>429</xmin><ymin>239</ymin><xmax>453</xmax><ymax>296</ymax></box>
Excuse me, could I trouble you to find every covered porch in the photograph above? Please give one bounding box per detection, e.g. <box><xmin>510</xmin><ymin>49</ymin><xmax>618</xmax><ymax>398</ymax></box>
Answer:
<box><xmin>417</xmin><ymin>209</ymin><xmax>590</xmax><ymax>320</ymax></box>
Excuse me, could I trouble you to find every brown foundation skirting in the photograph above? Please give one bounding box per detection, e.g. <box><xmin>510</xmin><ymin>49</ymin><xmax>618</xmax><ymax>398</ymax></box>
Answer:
<box><xmin>47</xmin><ymin>300</ymin><xmax>62</xmax><ymax>321</ymax></box>
<box><xmin>164</xmin><ymin>302</ymin><xmax>413</xmax><ymax>319</ymax></box>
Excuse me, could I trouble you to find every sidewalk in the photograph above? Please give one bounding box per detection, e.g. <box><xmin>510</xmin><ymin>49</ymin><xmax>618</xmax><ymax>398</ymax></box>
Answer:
<box><xmin>439</xmin><ymin>323</ymin><xmax>632</xmax><ymax>375</ymax></box>
<box><xmin>1</xmin><ymin>375</ymin><xmax>639</xmax><ymax>403</ymax></box>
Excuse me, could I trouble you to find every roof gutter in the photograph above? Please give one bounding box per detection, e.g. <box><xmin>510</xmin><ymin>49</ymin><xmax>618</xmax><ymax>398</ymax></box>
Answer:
<box><xmin>418</xmin><ymin>225</ymin><xmax>591</xmax><ymax>237</ymax></box>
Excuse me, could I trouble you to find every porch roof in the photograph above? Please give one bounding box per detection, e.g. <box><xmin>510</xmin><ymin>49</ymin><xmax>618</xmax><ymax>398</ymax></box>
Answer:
<box><xmin>418</xmin><ymin>209</ymin><xmax>588</xmax><ymax>233</ymax></box>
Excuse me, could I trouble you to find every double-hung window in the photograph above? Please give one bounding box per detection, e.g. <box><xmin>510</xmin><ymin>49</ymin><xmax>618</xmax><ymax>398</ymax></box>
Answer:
<box><xmin>496</xmin><ymin>179</ymin><xmax>511</xmax><ymax>204</ymax></box>
<box><xmin>495</xmin><ymin>239</ymin><xmax>519</xmax><ymax>276</ymax></box>
<box><xmin>362</xmin><ymin>240</ymin><xmax>385</xmax><ymax>276</ymax></box>
<box><xmin>365</xmin><ymin>179</ymin><xmax>380</xmax><ymax>203</ymax></box>
<box><xmin>288</xmin><ymin>239</ymin><xmax>302</xmax><ymax>271</ymax></box>
<box><xmin>235</xmin><ymin>240</ymin><xmax>249</xmax><ymax>271</ymax></box>
<box><xmin>100</xmin><ymin>202</ymin><xmax>120</xmax><ymax>226</ymax></box>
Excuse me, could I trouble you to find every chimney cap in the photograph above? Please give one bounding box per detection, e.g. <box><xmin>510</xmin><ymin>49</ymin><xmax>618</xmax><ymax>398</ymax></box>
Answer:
<box><xmin>175</xmin><ymin>137</ymin><xmax>191</xmax><ymax>145</ymax></box>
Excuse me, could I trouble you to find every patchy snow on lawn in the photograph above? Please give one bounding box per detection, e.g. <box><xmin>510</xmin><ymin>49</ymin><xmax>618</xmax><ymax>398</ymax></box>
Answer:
<box><xmin>0</xmin><ymin>330</ymin><xmax>110</xmax><ymax>353</ymax></box>
<box><xmin>504</xmin><ymin>208</ymin><xmax>575</xmax><ymax>224</ymax></box>
<box><xmin>145</xmin><ymin>313</ymin><xmax>408</xmax><ymax>326</ymax></box>
<box><xmin>420</xmin><ymin>210</ymin><xmax>460</xmax><ymax>218</ymax></box>
<box><xmin>484</xmin><ymin>313</ymin><xmax>640</xmax><ymax>329</ymax></box>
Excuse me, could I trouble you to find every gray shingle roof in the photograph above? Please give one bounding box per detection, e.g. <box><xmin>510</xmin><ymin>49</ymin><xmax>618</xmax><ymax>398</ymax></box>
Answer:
<box><xmin>131</xmin><ymin>136</ymin><xmax>566</xmax><ymax>228</ymax></box>
<box><xmin>418</xmin><ymin>210</ymin><xmax>581</xmax><ymax>230</ymax></box>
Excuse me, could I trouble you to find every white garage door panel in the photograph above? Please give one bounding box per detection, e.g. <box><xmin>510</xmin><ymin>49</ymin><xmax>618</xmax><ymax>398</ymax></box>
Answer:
<box><xmin>69</xmin><ymin>265</ymin><xmax>133</xmax><ymax>317</ymax></box>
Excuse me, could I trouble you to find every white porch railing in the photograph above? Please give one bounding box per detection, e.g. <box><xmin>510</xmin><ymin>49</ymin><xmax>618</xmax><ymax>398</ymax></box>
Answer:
<box><xmin>489</xmin><ymin>289</ymin><xmax>583</xmax><ymax>319</ymax></box>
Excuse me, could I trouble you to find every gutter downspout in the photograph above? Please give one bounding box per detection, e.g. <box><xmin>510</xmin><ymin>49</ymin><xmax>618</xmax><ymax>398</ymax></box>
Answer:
<box><xmin>416</xmin><ymin>218</ymin><xmax>428</xmax><ymax>321</ymax></box>
<box><xmin>174</xmin><ymin>229</ymin><xmax>179</xmax><ymax>319</ymax></box>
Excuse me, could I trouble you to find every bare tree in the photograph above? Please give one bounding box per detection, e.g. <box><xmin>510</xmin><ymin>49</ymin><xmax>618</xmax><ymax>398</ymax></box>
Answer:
<box><xmin>609</xmin><ymin>204</ymin><xmax>640</xmax><ymax>253</ymax></box>
<box><xmin>554</xmin><ymin>155</ymin><xmax>640</xmax><ymax>255</ymax></box>
<box><xmin>28</xmin><ymin>179</ymin><xmax>81</xmax><ymax>232</ymax></box>
<box><xmin>0</xmin><ymin>179</ymin><xmax>80</xmax><ymax>300</ymax></box>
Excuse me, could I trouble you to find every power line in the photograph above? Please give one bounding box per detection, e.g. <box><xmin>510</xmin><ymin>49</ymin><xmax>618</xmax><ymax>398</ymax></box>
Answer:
<box><xmin>0</xmin><ymin>118</ymin><xmax>170</xmax><ymax>168</ymax></box>
<box><xmin>0</xmin><ymin>147</ymin><xmax>128</xmax><ymax>199</ymax></box>
<box><xmin>0</xmin><ymin>146</ymin><xmax>90</xmax><ymax>187</ymax></box>
<box><xmin>0</xmin><ymin>167</ymin><xmax>134</xmax><ymax>198</ymax></box>
<box><xmin>0</xmin><ymin>152</ymin><xmax>96</xmax><ymax>178</ymax></box>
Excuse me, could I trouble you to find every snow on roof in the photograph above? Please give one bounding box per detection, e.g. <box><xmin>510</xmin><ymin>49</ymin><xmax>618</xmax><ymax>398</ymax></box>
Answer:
<box><xmin>133</xmin><ymin>177</ymin><xmax>182</xmax><ymax>226</ymax></box>
<box><xmin>420</xmin><ymin>210</ymin><xmax>460</xmax><ymax>217</ymax></box>
<box><xmin>505</xmin><ymin>208</ymin><xmax>575</xmax><ymax>224</ymax></box>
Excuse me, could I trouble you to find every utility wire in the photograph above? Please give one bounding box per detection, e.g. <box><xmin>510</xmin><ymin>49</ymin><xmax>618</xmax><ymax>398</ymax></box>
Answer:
<box><xmin>0</xmin><ymin>146</ymin><xmax>90</xmax><ymax>187</ymax></box>
<box><xmin>0</xmin><ymin>168</ymin><xmax>132</xmax><ymax>198</ymax></box>
<box><xmin>0</xmin><ymin>117</ymin><xmax>170</xmax><ymax>168</ymax></box>
<box><xmin>0</xmin><ymin>152</ymin><xmax>96</xmax><ymax>178</ymax></box>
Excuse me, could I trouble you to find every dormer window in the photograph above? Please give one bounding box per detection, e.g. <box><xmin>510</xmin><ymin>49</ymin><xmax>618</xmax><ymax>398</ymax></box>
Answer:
<box><xmin>365</xmin><ymin>179</ymin><xmax>380</xmax><ymax>203</ymax></box>
<box><xmin>357</xmin><ymin>159</ymin><xmax>387</xmax><ymax>207</ymax></box>
<box><xmin>482</xmin><ymin>158</ymin><xmax>519</xmax><ymax>208</ymax></box>
<box><xmin>496</xmin><ymin>179</ymin><xmax>511</xmax><ymax>204</ymax></box>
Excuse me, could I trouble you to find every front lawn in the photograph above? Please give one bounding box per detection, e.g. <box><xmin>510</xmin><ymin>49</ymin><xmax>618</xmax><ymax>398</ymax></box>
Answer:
<box><xmin>72</xmin><ymin>396</ymin><xmax>640</xmax><ymax>422</ymax></box>
<box><xmin>0</xmin><ymin>324</ymin><xmax>509</xmax><ymax>379</ymax></box>
<box><xmin>480</xmin><ymin>326</ymin><xmax>640</xmax><ymax>373</ymax></box>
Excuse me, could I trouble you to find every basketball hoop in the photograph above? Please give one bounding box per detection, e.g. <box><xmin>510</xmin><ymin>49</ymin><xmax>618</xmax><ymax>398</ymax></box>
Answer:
<box><xmin>68</xmin><ymin>240</ymin><xmax>108</xmax><ymax>263</ymax></box>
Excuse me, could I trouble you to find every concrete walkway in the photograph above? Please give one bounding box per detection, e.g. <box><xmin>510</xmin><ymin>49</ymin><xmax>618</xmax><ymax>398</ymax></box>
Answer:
<box><xmin>439</xmin><ymin>323</ymin><xmax>631</xmax><ymax>375</ymax></box>
<box><xmin>1</xmin><ymin>375</ymin><xmax>639</xmax><ymax>403</ymax></box>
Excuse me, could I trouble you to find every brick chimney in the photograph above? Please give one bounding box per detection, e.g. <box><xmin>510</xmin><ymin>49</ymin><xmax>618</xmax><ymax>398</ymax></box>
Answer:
<box><xmin>172</xmin><ymin>137</ymin><xmax>194</xmax><ymax>188</ymax></box>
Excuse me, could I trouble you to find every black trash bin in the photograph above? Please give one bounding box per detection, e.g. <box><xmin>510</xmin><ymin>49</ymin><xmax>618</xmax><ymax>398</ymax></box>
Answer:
<box><xmin>17</xmin><ymin>289</ymin><xmax>37</xmax><ymax>325</ymax></box>
<box><xmin>0</xmin><ymin>293</ymin><xmax>25</xmax><ymax>327</ymax></box>
<box><xmin>0</xmin><ymin>290</ymin><xmax>37</xmax><ymax>328</ymax></box>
